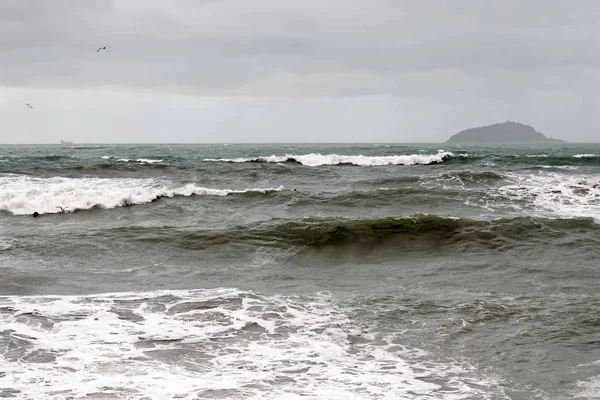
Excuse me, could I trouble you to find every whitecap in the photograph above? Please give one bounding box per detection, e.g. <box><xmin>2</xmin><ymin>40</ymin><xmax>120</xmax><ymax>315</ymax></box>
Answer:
<box><xmin>0</xmin><ymin>176</ymin><xmax>283</xmax><ymax>215</ymax></box>
<box><xmin>485</xmin><ymin>172</ymin><xmax>600</xmax><ymax>221</ymax></box>
<box><xmin>205</xmin><ymin>151</ymin><xmax>454</xmax><ymax>166</ymax></box>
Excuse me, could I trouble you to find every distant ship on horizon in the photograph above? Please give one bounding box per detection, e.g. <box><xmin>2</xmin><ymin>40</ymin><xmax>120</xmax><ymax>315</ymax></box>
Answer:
<box><xmin>60</xmin><ymin>140</ymin><xmax>74</xmax><ymax>145</ymax></box>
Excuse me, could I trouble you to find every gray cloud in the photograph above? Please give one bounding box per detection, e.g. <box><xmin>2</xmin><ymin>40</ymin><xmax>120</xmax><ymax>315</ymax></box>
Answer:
<box><xmin>2</xmin><ymin>0</ymin><xmax>599</xmax><ymax>93</ymax></box>
<box><xmin>0</xmin><ymin>1</ymin><xmax>598</xmax><ymax>142</ymax></box>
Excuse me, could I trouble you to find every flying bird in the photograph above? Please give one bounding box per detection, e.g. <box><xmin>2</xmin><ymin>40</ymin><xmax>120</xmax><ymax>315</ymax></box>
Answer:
<box><xmin>25</xmin><ymin>103</ymin><xmax>33</xmax><ymax>109</ymax></box>
<box><xmin>96</xmin><ymin>45</ymin><xmax>112</xmax><ymax>52</ymax></box>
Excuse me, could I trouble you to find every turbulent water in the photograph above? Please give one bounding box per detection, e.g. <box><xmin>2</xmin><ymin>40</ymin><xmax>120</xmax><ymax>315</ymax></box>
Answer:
<box><xmin>1</xmin><ymin>143</ymin><xmax>599</xmax><ymax>399</ymax></box>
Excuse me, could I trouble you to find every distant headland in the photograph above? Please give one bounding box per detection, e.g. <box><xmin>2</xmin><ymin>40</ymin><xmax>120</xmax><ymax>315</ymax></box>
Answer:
<box><xmin>446</xmin><ymin>122</ymin><xmax>566</xmax><ymax>144</ymax></box>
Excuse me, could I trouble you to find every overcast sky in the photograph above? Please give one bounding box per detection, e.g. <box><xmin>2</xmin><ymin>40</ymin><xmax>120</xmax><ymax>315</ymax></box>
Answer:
<box><xmin>0</xmin><ymin>0</ymin><xmax>598</xmax><ymax>143</ymax></box>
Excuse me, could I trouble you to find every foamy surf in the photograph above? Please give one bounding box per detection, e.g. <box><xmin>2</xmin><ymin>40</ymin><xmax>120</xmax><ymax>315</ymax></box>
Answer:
<box><xmin>0</xmin><ymin>288</ymin><xmax>499</xmax><ymax>400</ymax></box>
<box><xmin>100</xmin><ymin>156</ymin><xmax>164</xmax><ymax>163</ymax></box>
<box><xmin>488</xmin><ymin>173</ymin><xmax>600</xmax><ymax>220</ymax></box>
<box><xmin>0</xmin><ymin>175</ymin><xmax>283</xmax><ymax>215</ymax></box>
<box><xmin>573</xmin><ymin>375</ymin><xmax>600</xmax><ymax>399</ymax></box>
<box><xmin>116</xmin><ymin>158</ymin><xmax>165</xmax><ymax>164</ymax></box>
<box><xmin>418</xmin><ymin>170</ymin><xmax>600</xmax><ymax>220</ymax></box>
<box><xmin>204</xmin><ymin>151</ymin><xmax>454</xmax><ymax>166</ymax></box>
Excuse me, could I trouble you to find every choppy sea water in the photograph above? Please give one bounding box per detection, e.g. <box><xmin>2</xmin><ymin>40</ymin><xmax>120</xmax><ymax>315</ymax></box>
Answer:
<box><xmin>0</xmin><ymin>143</ymin><xmax>599</xmax><ymax>399</ymax></box>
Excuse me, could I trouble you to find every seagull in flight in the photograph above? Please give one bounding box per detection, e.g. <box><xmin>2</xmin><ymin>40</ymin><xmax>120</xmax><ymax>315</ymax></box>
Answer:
<box><xmin>96</xmin><ymin>45</ymin><xmax>112</xmax><ymax>52</ymax></box>
<box><xmin>25</xmin><ymin>103</ymin><xmax>33</xmax><ymax>109</ymax></box>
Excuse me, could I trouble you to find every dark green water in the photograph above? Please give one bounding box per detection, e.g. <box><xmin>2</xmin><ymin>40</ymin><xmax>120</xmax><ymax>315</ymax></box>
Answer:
<box><xmin>0</xmin><ymin>143</ymin><xmax>599</xmax><ymax>399</ymax></box>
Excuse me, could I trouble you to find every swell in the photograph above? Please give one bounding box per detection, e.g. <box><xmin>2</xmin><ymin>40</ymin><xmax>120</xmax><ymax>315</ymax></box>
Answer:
<box><xmin>517</xmin><ymin>154</ymin><xmax>600</xmax><ymax>167</ymax></box>
<box><xmin>444</xmin><ymin>153</ymin><xmax>600</xmax><ymax>167</ymax></box>
<box><xmin>288</xmin><ymin>187</ymin><xmax>464</xmax><ymax>210</ymax></box>
<box><xmin>114</xmin><ymin>215</ymin><xmax>600</xmax><ymax>253</ymax></box>
<box><xmin>0</xmin><ymin>161</ymin><xmax>185</xmax><ymax>178</ymax></box>
<box><xmin>337</xmin><ymin>170</ymin><xmax>505</xmax><ymax>188</ymax></box>
<box><xmin>3</xmin><ymin>153</ymin><xmax>598</xmax><ymax>176</ymax></box>
<box><xmin>431</xmin><ymin>170</ymin><xmax>506</xmax><ymax>184</ymax></box>
<box><xmin>0</xmin><ymin>155</ymin><xmax>77</xmax><ymax>163</ymax></box>
<box><xmin>288</xmin><ymin>171</ymin><xmax>507</xmax><ymax>208</ymax></box>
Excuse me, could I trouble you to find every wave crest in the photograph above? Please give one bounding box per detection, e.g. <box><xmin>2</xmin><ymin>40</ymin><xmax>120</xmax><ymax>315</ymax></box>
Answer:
<box><xmin>0</xmin><ymin>176</ymin><xmax>283</xmax><ymax>215</ymax></box>
<box><xmin>204</xmin><ymin>151</ymin><xmax>454</xmax><ymax>166</ymax></box>
<box><xmin>149</xmin><ymin>215</ymin><xmax>599</xmax><ymax>253</ymax></box>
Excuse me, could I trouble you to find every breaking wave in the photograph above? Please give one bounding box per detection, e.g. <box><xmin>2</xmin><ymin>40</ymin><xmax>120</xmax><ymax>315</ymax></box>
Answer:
<box><xmin>0</xmin><ymin>175</ymin><xmax>283</xmax><ymax>215</ymax></box>
<box><xmin>204</xmin><ymin>151</ymin><xmax>454</xmax><ymax>166</ymax></box>
<box><xmin>116</xmin><ymin>158</ymin><xmax>165</xmax><ymax>164</ymax></box>
<box><xmin>483</xmin><ymin>173</ymin><xmax>600</xmax><ymax>220</ymax></box>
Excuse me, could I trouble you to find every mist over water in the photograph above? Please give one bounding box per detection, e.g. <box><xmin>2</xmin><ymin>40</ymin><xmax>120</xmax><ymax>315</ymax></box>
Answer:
<box><xmin>1</xmin><ymin>143</ymin><xmax>600</xmax><ymax>399</ymax></box>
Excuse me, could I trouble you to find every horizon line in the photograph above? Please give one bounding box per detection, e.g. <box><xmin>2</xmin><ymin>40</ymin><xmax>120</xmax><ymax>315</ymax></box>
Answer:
<box><xmin>2</xmin><ymin>141</ymin><xmax>597</xmax><ymax>145</ymax></box>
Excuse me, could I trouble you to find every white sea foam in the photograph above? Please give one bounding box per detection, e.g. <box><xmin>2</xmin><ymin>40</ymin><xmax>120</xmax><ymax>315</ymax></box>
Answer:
<box><xmin>204</xmin><ymin>151</ymin><xmax>454</xmax><ymax>166</ymax></box>
<box><xmin>573</xmin><ymin>154</ymin><xmax>597</xmax><ymax>158</ymax></box>
<box><xmin>114</xmin><ymin>158</ymin><xmax>165</xmax><ymax>164</ymax></box>
<box><xmin>537</xmin><ymin>165</ymin><xmax>578</xmax><ymax>170</ymax></box>
<box><xmin>0</xmin><ymin>288</ymin><xmax>499</xmax><ymax>400</ymax></box>
<box><xmin>0</xmin><ymin>175</ymin><xmax>283</xmax><ymax>215</ymax></box>
<box><xmin>573</xmin><ymin>375</ymin><xmax>600</xmax><ymax>399</ymax></box>
<box><xmin>101</xmin><ymin>155</ymin><xmax>112</xmax><ymax>159</ymax></box>
<box><xmin>0</xmin><ymin>237</ymin><xmax>16</xmax><ymax>251</ymax></box>
<box><xmin>487</xmin><ymin>172</ymin><xmax>600</xmax><ymax>220</ymax></box>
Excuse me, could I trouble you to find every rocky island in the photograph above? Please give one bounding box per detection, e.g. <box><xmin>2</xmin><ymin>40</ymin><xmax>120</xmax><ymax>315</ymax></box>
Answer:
<box><xmin>446</xmin><ymin>122</ymin><xmax>566</xmax><ymax>144</ymax></box>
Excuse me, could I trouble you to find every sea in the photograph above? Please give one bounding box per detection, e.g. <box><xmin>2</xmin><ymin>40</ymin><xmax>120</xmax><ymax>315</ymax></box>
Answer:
<box><xmin>0</xmin><ymin>143</ymin><xmax>599</xmax><ymax>400</ymax></box>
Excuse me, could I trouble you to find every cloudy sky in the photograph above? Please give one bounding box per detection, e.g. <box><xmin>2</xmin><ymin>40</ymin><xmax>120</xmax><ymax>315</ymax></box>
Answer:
<box><xmin>0</xmin><ymin>0</ymin><xmax>598</xmax><ymax>143</ymax></box>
